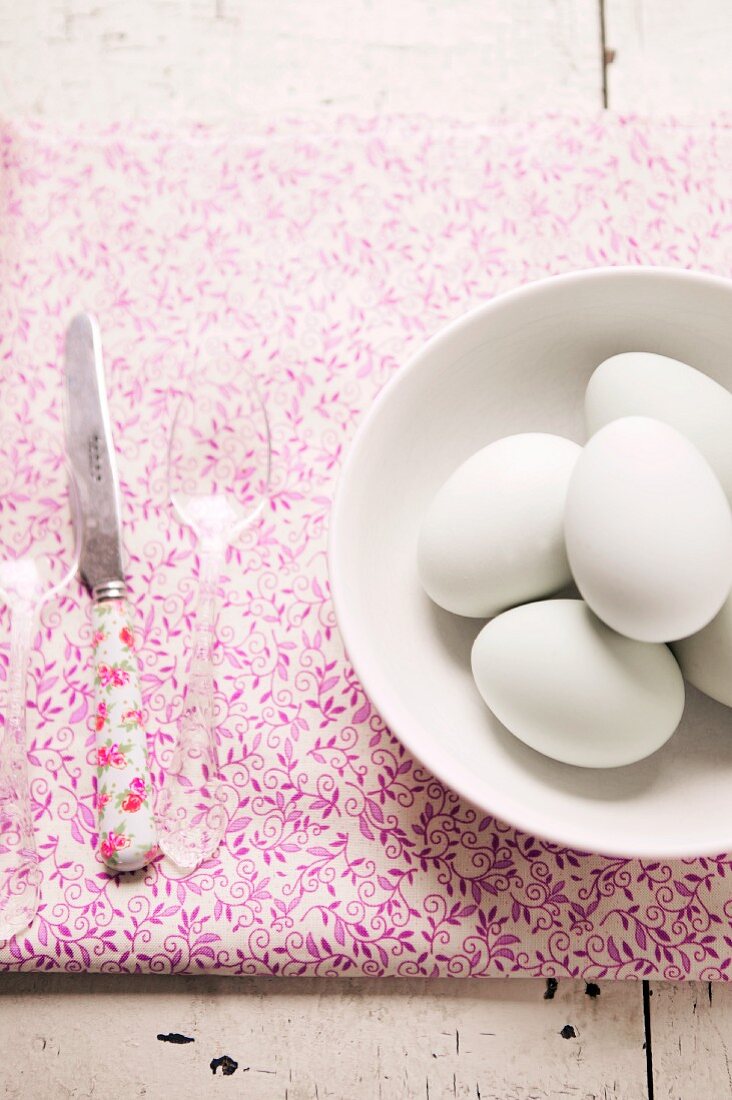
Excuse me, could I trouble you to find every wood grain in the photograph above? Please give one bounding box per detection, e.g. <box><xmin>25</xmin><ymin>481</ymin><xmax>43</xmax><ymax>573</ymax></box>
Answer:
<box><xmin>0</xmin><ymin>0</ymin><xmax>602</xmax><ymax>121</ymax></box>
<box><xmin>0</xmin><ymin>974</ymin><xmax>647</xmax><ymax>1099</ymax></box>
<box><xmin>642</xmin><ymin>982</ymin><xmax>732</xmax><ymax>1100</ymax></box>
<box><xmin>605</xmin><ymin>0</ymin><xmax>732</xmax><ymax>112</ymax></box>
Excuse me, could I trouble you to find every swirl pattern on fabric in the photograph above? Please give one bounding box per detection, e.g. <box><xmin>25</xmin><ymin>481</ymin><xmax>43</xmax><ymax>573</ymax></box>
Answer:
<box><xmin>1</xmin><ymin>116</ymin><xmax>732</xmax><ymax>978</ymax></box>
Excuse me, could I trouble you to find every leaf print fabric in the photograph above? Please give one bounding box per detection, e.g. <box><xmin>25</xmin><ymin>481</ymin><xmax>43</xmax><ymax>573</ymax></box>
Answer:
<box><xmin>2</xmin><ymin>115</ymin><xmax>732</xmax><ymax>976</ymax></box>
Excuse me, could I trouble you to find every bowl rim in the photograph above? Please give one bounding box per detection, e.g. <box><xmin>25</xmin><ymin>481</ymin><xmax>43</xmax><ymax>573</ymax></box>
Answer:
<box><xmin>328</xmin><ymin>265</ymin><xmax>732</xmax><ymax>859</ymax></box>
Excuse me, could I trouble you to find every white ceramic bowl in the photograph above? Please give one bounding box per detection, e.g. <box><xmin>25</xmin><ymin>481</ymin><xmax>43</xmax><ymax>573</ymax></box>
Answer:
<box><xmin>329</xmin><ymin>267</ymin><xmax>732</xmax><ymax>859</ymax></box>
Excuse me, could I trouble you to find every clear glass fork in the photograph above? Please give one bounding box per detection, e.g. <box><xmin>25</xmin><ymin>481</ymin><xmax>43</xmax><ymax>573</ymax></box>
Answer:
<box><xmin>156</xmin><ymin>365</ymin><xmax>270</xmax><ymax>870</ymax></box>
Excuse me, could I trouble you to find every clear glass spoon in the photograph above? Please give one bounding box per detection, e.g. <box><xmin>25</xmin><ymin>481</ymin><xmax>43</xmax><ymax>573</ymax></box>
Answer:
<box><xmin>156</xmin><ymin>364</ymin><xmax>271</xmax><ymax>869</ymax></box>
<box><xmin>0</xmin><ymin>427</ymin><xmax>79</xmax><ymax>941</ymax></box>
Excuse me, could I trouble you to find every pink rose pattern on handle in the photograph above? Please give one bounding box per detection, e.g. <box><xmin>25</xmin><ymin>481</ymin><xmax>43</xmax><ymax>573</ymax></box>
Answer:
<box><xmin>92</xmin><ymin>600</ymin><xmax>158</xmax><ymax>872</ymax></box>
<box><xmin>2</xmin><ymin>116</ymin><xmax>732</xmax><ymax>977</ymax></box>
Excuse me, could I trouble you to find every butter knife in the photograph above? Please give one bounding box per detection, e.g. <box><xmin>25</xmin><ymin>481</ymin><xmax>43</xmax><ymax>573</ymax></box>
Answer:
<box><xmin>64</xmin><ymin>313</ymin><xmax>158</xmax><ymax>873</ymax></box>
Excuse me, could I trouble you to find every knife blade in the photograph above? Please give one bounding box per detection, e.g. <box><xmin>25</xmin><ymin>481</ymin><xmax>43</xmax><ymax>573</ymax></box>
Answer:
<box><xmin>64</xmin><ymin>314</ymin><xmax>158</xmax><ymax>873</ymax></box>
<box><xmin>65</xmin><ymin>314</ymin><xmax>126</xmax><ymax>599</ymax></box>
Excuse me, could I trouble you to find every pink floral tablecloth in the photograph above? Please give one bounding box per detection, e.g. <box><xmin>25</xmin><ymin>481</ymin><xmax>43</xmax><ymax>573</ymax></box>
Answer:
<box><xmin>2</xmin><ymin>114</ymin><xmax>732</xmax><ymax>979</ymax></box>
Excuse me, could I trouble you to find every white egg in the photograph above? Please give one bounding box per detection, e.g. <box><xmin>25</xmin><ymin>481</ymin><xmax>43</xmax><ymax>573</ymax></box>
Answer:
<box><xmin>672</xmin><ymin>593</ymin><xmax>732</xmax><ymax>708</ymax></box>
<box><xmin>418</xmin><ymin>433</ymin><xmax>581</xmax><ymax>618</ymax></box>
<box><xmin>471</xmin><ymin>600</ymin><xmax>685</xmax><ymax>768</ymax></box>
<box><xmin>565</xmin><ymin>416</ymin><xmax>732</xmax><ymax>643</ymax></box>
<box><xmin>586</xmin><ymin>352</ymin><xmax>732</xmax><ymax>502</ymax></box>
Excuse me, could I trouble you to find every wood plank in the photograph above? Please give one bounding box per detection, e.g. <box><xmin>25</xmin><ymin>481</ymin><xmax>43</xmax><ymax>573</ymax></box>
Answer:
<box><xmin>645</xmin><ymin>982</ymin><xmax>732</xmax><ymax>1100</ymax></box>
<box><xmin>604</xmin><ymin>0</ymin><xmax>732</xmax><ymax>112</ymax></box>
<box><xmin>0</xmin><ymin>0</ymin><xmax>602</xmax><ymax>122</ymax></box>
<box><xmin>0</xmin><ymin>975</ymin><xmax>648</xmax><ymax>1099</ymax></box>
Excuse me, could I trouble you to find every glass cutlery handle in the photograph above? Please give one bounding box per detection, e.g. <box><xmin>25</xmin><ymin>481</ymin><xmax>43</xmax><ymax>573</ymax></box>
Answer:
<box><xmin>0</xmin><ymin>601</ymin><xmax>41</xmax><ymax>942</ymax></box>
<box><xmin>92</xmin><ymin>599</ymin><xmax>158</xmax><ymax>872</ymax></box>
<box><xmin>156</xmin><ymin>539</ymin><xmax>227</xmax><ymax>869</ymax></box>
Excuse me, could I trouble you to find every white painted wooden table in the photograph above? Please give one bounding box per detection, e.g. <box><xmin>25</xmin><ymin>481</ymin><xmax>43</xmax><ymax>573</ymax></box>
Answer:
<box><xmin>1</xmin><ymin>3</ymin><xmax>732</xmax><ymax>1097</ymax></box>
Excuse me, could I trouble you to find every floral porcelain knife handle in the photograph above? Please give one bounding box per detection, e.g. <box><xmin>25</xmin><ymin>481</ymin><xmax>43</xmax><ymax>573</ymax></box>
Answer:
<box><xmin>64</xmin><ymin>314</ymin><xmax>158</xmax><ymax>873</ymax></box>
